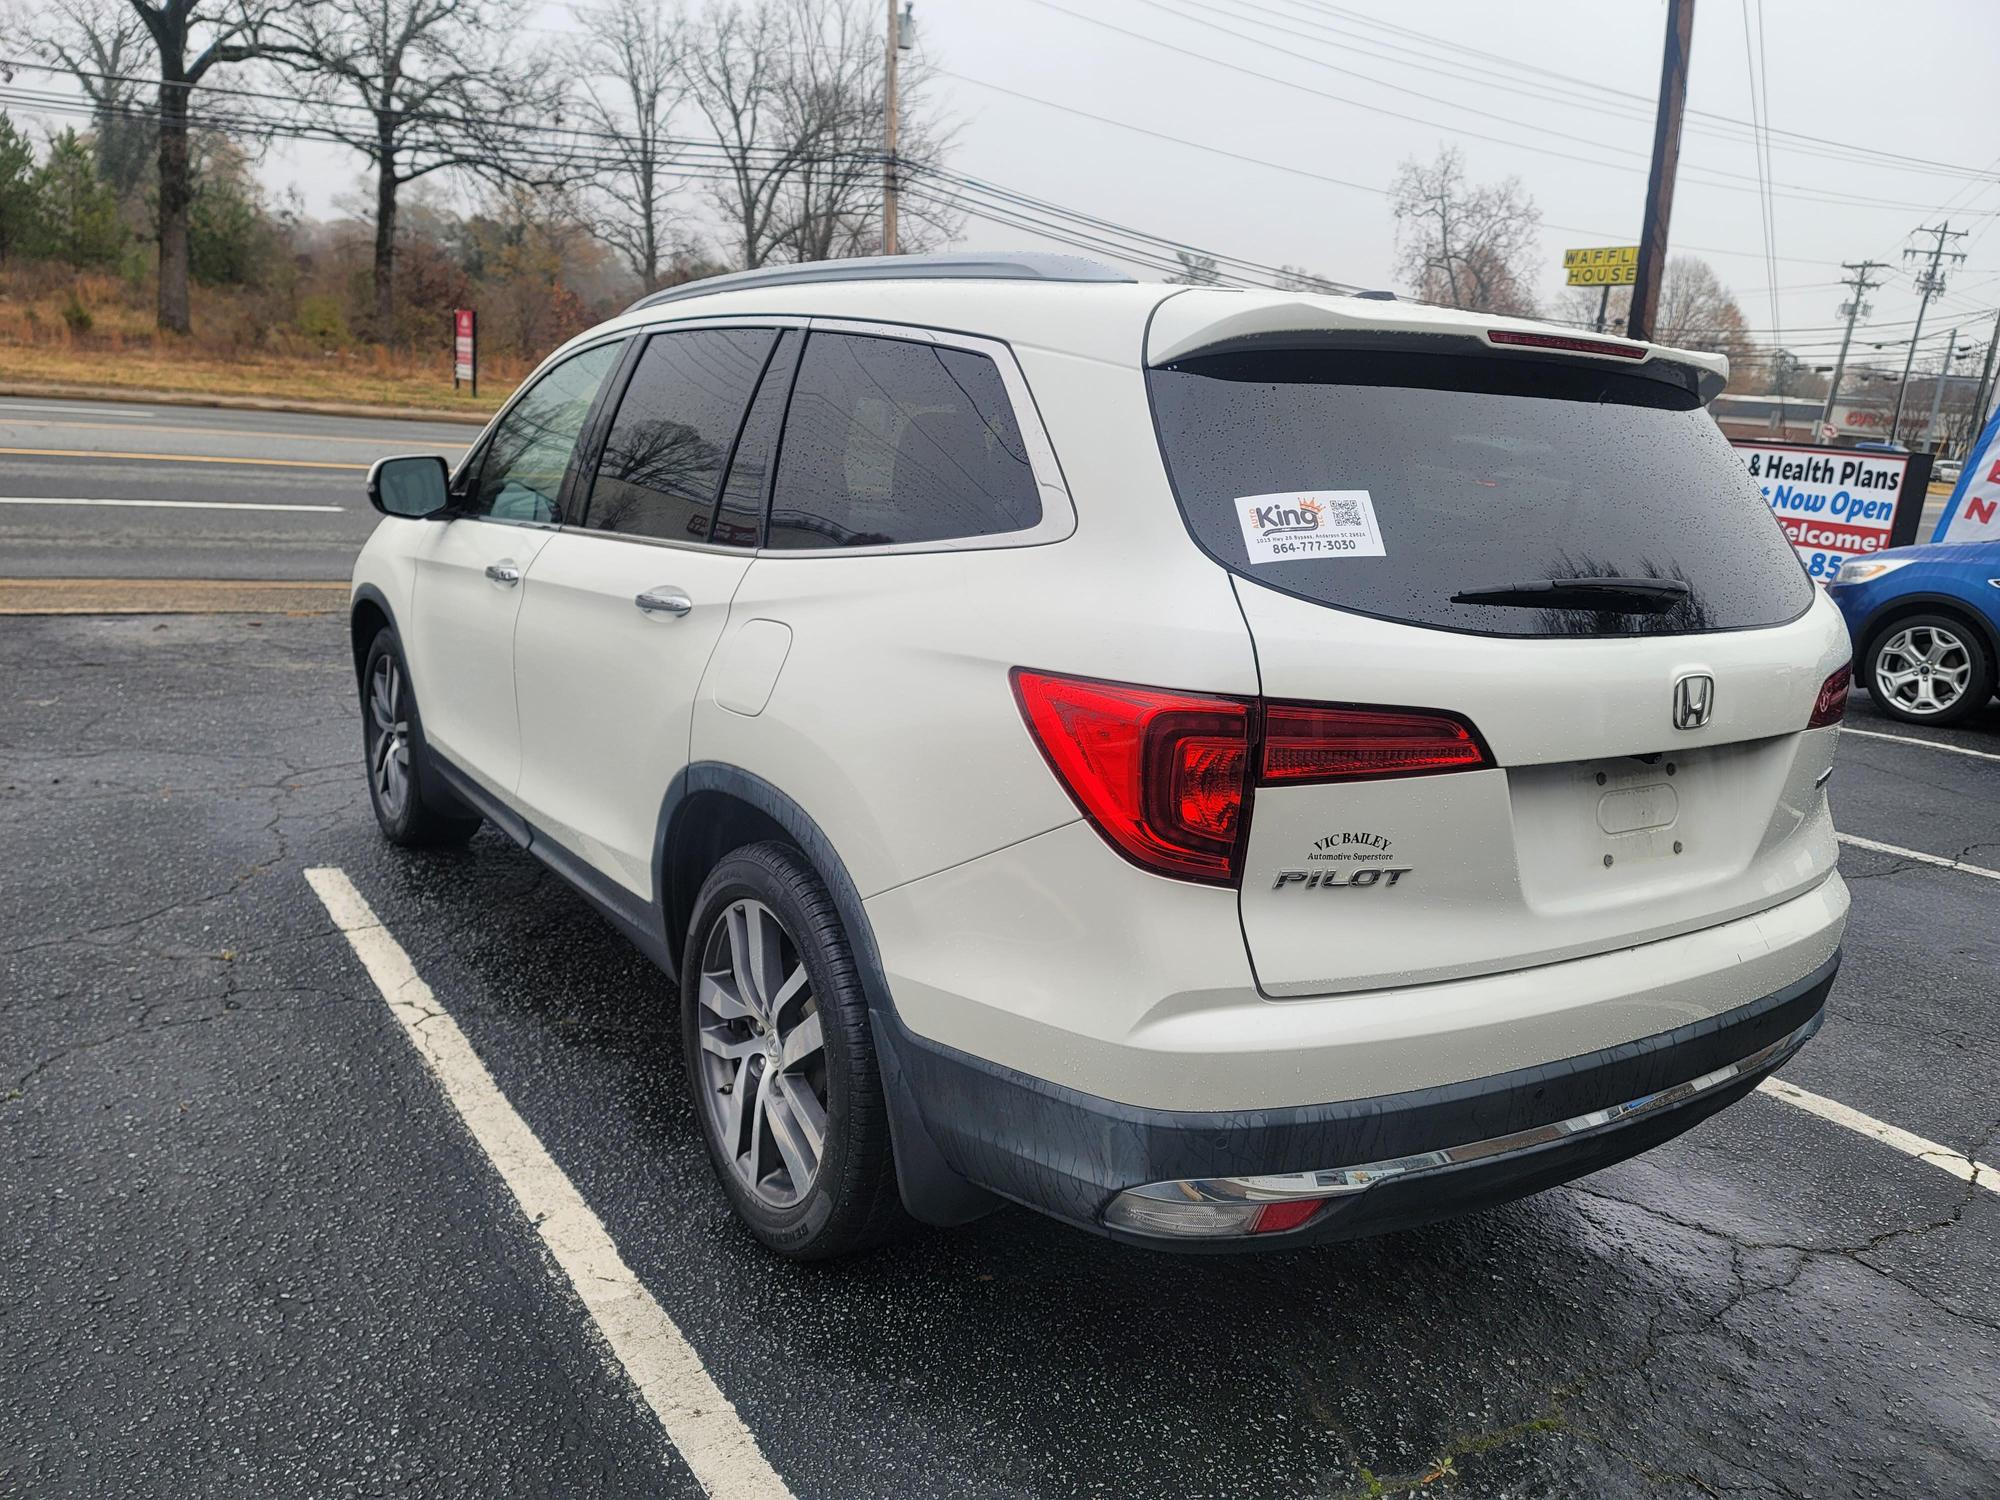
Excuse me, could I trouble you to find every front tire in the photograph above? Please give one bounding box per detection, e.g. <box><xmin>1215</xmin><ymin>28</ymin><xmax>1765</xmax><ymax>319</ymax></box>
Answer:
<box><xmin>681</xmin><ymin>841</ymin><xmax>907</xmax><ymax>1259</ymax></box>
<box><xmin>360</xmin><ymin>628</ymin><xmax>481</xmax><ymax>847</ymax></box>
<box><xmin>1862</xmin><ymin>614</ymin><xmax>1993</xmax><ymax>726</ymax></box>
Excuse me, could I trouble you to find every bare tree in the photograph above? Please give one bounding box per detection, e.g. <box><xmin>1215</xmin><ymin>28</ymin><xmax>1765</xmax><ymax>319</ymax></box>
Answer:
<box><xmin>570</xmin><ymin>0</ymin><xmax>685</xmax><ymax>292</ymax></box>
<box><xmin>35</xmin><ymin>0</ymin><xmax>156</xmax><ymax>200</ymax></box>
<box><xmin>1169</xmin><ymin>250</ymin><xmax>1221</xmax><ymax>286</ymax></box>
<box><xmin>273</xmin><ymin>0</ymin><xmax>567</xmax><ymax>334</ymax></box>
<box><xmin>119</xmin><ymin>0</ymin><xmax>299</xmax><ymax>334</ymax></box>
<box><xmin>1275</xmin><ymin>264</ymin><xmax>1341</xmax><ymax>294</ymax></box>
<box><xmin>690</xmin><ymin>0</ymin><xmax>955</xmax><ymax>270</ymax></box>
<box><xmin>1391</xmin><ymin>145</ymin><xmax>1541</xmax><ymax>317</ymax></box>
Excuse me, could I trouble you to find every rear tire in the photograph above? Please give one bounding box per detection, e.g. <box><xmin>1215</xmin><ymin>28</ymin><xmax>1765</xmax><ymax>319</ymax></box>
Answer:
<box><xmin>1861</xmin><ymin>613</ymin><xmax>1993</xmax><ymax>727</ymax></box>
<box><xmin>680</xmin><ymin>841</ymin><xmax>908</xmax><ymax>1259</ymax></box>
<box><xmin>360</xmin><ymin>628</ymin><xmax>481</xmax><ymax>847</ymax></box>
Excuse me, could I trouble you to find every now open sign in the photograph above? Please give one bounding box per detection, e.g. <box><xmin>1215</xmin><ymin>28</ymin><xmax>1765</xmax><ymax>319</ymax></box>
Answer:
<box><xmin>1732</xmin><ymin>439</ymin><xmax>1925</xmax><ymax>584</ymax></box>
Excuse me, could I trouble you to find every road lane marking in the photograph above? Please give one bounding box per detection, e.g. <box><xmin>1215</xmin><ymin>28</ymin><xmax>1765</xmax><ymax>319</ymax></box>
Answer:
<box><xmin>1760</xmin><ymin>1078</ymin><xmax>1999</xmax><ymax>1195</ymax></box>
<box><xmin>0</xmin><ymin>418</ymin><xmax>466</xmax><ymax>448</ymax></box>
<box><xmin>1842</xmin><ymin>725</ymin><xmax>2000</xmax><ymax>764</ymax></box>
<box><xmin>1837</xmin><ymin>832</ymin><xmax>2000</xmax><ymax>883</ymax></box>
<box><xmin>304</xmin><ymin>867</ymin><xmax>793</xmax><ymax>1500</ymax></box>
<box><xmin>0</xmin><ymin>496</ymin><xmax>344</xmax><ymax>513</ymax></box>
<box><xmin>0</xmin><ymin>445</ymin><xmax>366</xmax><ymax>470</ymax></box>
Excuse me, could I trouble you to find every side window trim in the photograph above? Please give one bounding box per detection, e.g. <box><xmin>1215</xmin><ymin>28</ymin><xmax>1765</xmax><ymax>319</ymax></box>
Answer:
<box><xmin>569</xmin><ymin>333</ymin><xmax>651</xmax><ymax>531</ymax></box>
<box><xmin>759</xmin><ymin>317</ymin><xmax>1077</xmax><ymax>557</ymax></box>
<box><xmin>697</xmin><ymin>329</ymin><xmax>787</xmax><ymax>546</ymax></box>
<box><xmin>733</xmin><ymin>330</ymin><xmax>804</xmax><ymax>550</ymax></box>
<box><xmin>455</xmin><ymin>332</ymin><xmax>629</xmax><ymax>529</ymax></box>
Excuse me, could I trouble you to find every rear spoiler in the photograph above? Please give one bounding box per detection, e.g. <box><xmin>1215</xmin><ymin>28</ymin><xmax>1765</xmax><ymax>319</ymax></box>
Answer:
<box><xmin>1146</xmin><ymin>293</ymin><xmax>1729</xmax><ymax>403</ymax></box>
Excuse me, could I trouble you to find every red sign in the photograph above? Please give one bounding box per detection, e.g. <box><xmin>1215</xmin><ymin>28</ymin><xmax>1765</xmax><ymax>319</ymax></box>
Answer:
<box><xmin>453</xmin><ymin>308</ymin><xmax>476</xmax><ymax>391</ymax></box>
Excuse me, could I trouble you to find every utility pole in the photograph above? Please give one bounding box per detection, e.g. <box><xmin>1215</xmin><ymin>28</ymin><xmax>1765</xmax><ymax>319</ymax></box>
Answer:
<box><xmin>1923</xmin><ymin>327</ymin><xmax>1959</xmax><ymax>452</ymax></box>
<box><xmin>1890</xmin><ymin>221</ymin><xmax>1967</xmax><ymax>444</ymax></box>
<box><xmin>882</xmin><ymin>1</ymin><xmax>907</xmax><ymax>255</ymax></box>
<box><xmin>1628</xmin><ymin>0</ymin><xmax>1695</xmax><ymax>342</ymax></box>
<box><xmin>1818</xmin><ymin>259</ymin><xmax>1889</xmax><ymax>439</ymax></box>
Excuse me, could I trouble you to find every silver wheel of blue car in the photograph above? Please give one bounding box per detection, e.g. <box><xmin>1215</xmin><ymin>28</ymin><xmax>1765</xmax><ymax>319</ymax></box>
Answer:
<box><xmin>694</xmin><ymin>897</ymin><xmax>829</xmax><ymax>1210</ymax></box>
<box><xmin>1874</xmin><ymin>623</ymin><xmax>1971</xmax><ymax>717</ymax></box>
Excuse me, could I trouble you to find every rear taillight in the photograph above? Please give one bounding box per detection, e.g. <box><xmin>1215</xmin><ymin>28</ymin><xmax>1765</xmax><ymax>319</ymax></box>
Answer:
<box><xmin>1262</xmin><ymin>704</ymin><xmax>1487</xmax><ymax>784</ymax></box>
<box><xmin>1808</xmin><ymin>664</ymin><xmax>1851</xmax><ymax>728</ymax></box>
<box><xmin>1011</xmin><ymin>670</ymin><xmax>1489</xmax><ymax>885</ymax></box>
<box><xmin>1010</xmin><ymin>670</ymin><xmax>1251</xmax><ymax>883</ymax></box>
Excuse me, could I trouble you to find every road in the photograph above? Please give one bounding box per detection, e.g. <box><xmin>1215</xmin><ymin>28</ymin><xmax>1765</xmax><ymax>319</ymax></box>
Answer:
<box><xmin>2</xmin><ymin>605</ymin><xmax>1996</xmax><ymax>1499</ymax></box>
<box><xmin>0</xmin><ymin>397</ymin><xmax>472</xmax><ymax>581</ymax></box>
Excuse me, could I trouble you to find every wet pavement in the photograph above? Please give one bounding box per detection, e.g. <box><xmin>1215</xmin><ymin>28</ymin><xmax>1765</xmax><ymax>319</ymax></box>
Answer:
<box><xmin>2</xmin><ymin>610</ymin><xmax>1995</xmax><ymax>1499</ymax></box>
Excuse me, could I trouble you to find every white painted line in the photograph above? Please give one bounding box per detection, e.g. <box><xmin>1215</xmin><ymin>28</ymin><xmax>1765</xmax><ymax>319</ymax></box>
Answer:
<box><xmin>304</xmin><ymin>867</ymin><xmax>792</xmax><ymax>1500</ymax></box>
<box><xmin>1759</xmin><ymin>1078</ymin><xmax>1999</xmax><ymax>1196</ymax></box>
<box><xmin>1842</xmin><ymin>724</ymin><xmax>2000</xmax><ymax>764</ymax></box>
<box><xmin>0</xmin><ymin>496</ymin><xmax>343</xmax><ymax>514</ymax></box>
<box><xmin>1837</xmin><ymin>832</ymin><xmax>2000</xmax><ymax>884</ymax></box>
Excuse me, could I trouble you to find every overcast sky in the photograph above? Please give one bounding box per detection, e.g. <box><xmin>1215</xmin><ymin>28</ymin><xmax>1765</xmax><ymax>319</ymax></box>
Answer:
<box><xmin>24</xmin><ymin>0</ymin><xmax>2000</xmax><ymax>372</ymax></box>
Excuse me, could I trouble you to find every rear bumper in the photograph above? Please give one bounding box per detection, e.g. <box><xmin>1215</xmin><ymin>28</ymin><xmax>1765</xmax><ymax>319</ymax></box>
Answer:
<box><xmin>881</xmin><ymin>950</ymin><xmax>1836</xmax><ymax>1250</ymax></box>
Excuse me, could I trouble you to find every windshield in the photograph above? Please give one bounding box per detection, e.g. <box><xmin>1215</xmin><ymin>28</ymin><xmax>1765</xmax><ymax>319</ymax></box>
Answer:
<box><xmin>1148</xmin><ymin>349</ymin><xmax>1813</xmax><ymax>638</ymax></box>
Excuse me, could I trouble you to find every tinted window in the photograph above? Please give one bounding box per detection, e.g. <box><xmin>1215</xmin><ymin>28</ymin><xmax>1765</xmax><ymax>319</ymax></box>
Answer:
<box><xmin>584</xmin><ymin>328</ymin><xmax>777</xmax><ymax>544</ymax></box>
<box><xmin>768</xmin><ymin>333</ymin><xmax>1040</xmax><ymax>549</ymax></box>
<box><xmin>473</xmin><ymin>341</ymin><xmax>622</xmax><ymax>523</ymax></box>
<box><xmin>1148</xmin><ymin>350</ymin><xmax>1814</xmax><ymax>637</ymax></box>
<box><xmin>710</xmin><ymin>330</ymin><xmax>798</xmax><ymax>548</ymax></box>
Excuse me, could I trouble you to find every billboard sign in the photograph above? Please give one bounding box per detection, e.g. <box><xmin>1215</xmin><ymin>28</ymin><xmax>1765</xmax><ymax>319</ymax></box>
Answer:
<box><xmin>453</xmin><ymin>308</ymin><xmax>476</xmax><ymax>394</ymax></box>
<box><xmin>1563</xmin><ymin>245</ymin><xmax>1638</xmax><ymax>287</ymax></box>
<box><xmin>1732</xmin><ymin>439</ymin><xmax>1921</xmax><ymax>583</ymax></box>
<box><xmin>1934</xmin><ymin>406</ymin><xmax>2000</xmax><ymax>544</ymax></box>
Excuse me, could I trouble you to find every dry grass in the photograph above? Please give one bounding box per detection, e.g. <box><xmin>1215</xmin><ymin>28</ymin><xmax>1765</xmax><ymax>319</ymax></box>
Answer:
<box><xmin>0</xmin><ymin>270</ymin><xmax>529</xmax><ymax>415</ymax></box>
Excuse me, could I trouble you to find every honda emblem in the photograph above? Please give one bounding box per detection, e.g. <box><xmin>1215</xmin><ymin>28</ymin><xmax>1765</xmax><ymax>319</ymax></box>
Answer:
<box><xmin>1673</xmin><ymin>674</ymin><xmax>1714</xmax><ymax>731</ymax></box>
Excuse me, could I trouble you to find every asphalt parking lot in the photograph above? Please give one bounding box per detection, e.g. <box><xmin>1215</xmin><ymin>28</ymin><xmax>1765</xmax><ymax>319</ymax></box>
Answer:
<box><xmin>2</xmin><ymin>400</ymin><xmax>1997</xmax><ymax>1498</ymax></box>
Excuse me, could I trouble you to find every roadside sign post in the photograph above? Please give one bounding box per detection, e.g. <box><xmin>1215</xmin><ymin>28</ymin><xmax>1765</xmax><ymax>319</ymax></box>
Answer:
<box><xmin>453</xmin><ymin>308</ymin><xmax>477</xmax><ymax>398</ymax></box>
<box><xmin>1563</xmin><ymin>247</ymin><xmax>1639</xmax><ymax>333</ymax></box>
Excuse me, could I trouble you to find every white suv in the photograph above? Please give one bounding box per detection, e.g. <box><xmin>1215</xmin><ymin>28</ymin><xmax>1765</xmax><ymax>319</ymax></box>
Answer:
<box><xmin>351</xmin><ymin>253</ymin><xmax>1851</xmax><ymax>1258</ymax></box>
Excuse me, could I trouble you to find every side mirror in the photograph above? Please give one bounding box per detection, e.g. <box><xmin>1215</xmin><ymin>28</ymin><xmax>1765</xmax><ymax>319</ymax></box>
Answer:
<box><xmin>367</xmin><ymin>454</ymin><xmax>453</xmax><ymax>519</ymax></box>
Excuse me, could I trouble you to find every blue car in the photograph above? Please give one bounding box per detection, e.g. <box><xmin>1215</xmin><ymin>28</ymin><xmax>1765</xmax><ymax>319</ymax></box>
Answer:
<box><xmin>1827</xmin><ymin>541</ymin><xmax>2000</xmax><ymax>725</ymax></box>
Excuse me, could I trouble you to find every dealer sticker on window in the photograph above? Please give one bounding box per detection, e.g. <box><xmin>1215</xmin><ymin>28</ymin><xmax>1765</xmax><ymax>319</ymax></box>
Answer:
<box><xmin>1234</xmin><ymin>490</ymin><xmax>1385</xmax><ymax>563</ymax></box>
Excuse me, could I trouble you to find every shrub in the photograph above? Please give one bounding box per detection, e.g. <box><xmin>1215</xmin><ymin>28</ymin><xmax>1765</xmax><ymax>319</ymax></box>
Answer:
<box><xmin>60</xmin><ymin>289</ymin><xmax>92</xmax><ymax>336</ymax></box>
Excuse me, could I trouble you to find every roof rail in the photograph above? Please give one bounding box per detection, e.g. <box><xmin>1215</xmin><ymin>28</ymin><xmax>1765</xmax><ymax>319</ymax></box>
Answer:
<box><xmin>625</xmin><ymin>251</ymin><xmax>1136</xmax><ymax>313</ymax></box>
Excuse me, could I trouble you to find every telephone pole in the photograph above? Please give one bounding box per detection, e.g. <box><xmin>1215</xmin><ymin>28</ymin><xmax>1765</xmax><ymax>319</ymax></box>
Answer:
<box><xmin>1890</xmin><ymin>221</ymin><xmax>1967</xmax><ymax>443</ymax></box>
<box><xmin>1628</xmin><ymin>0</ymin><xmax>1695</xmax><ymax>342</ymax></box>
<box><xmin>1923</xmin><ymin>327</ymin><xmax>1960</xmax><ymax>451</ymax></box>
<box><xmin>1818</xmin><ymin>259</ymin><xmax>1889</xmax><ymax>438</ymax></box>
<box><xmin>882</xmin><ymin>1</ymin><xmax>908</xmax><ymax>255</ymax></box>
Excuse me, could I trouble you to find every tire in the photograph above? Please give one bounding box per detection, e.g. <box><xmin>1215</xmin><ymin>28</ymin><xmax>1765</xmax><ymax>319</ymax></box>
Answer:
<box><xmin>680</xmin><ymin>841</ymin><xmax>908</xmax><ymax>1259</ymax></box>
<box><xmin>360</xmin><ymin>627</ymin><xmax>482</xmax><ymax>847</ymax></box>
<box><xmin>1861</xmin><ymin>613</ymin><xmax>1994</xmax><ymax>727</ymax></box>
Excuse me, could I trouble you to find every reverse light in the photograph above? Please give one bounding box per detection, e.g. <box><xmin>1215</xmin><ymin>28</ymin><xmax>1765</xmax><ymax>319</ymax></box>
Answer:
<box><xmin>1831</xmin><ymin>557</ymin><xmax>1912</xmax><ymax>585</ymax></box>
<box><xmin>1012</xmin><ymin>669</ymin><xmax>1491</xmax><ymax>885</ymax></box>
<box><xmin>1808</xmin><ymin>664</ymin><xmax>1851</xmax><ymax>729</ymax></box>
<box><xmin>1486</xmin><ymin>329</ymin><xmax>1648</xmax><ymax>360</ymax></box>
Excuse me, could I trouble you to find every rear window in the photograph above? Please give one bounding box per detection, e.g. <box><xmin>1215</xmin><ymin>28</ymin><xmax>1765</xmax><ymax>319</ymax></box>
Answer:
<box><xmin>1148</xmin><ymin>350</ymin><xmax>1812</xmax><ymax>637</ymax></box>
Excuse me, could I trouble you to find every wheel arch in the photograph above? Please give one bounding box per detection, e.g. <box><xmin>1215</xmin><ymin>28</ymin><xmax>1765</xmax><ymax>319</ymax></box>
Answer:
<box><xmin>655</xmin><ymin>763</ymin><xmax>1000</xmax><ymax>1227</ymax></box>
<box><xmin>349</xmin><ymin>585</ymin><xmax>397</xmax><ymax>687</ymax></box>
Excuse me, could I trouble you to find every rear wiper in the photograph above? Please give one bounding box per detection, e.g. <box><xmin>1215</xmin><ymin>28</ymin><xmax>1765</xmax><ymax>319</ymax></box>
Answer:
<box><xmin>1450</xmin><ymin>577</ymin><xmax>1692</xmax><ymax>613</ymax></box>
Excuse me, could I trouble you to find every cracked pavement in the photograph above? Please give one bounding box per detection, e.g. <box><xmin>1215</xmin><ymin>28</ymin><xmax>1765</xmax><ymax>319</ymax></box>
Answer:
<box><xmin>2</xmin><ymin>611</ymin><xmax>1996</xmax><ymax>1499</ymax></box>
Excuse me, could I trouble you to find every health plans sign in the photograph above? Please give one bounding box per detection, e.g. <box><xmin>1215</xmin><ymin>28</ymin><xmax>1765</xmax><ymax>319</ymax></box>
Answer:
<box><xmin>1733</xmin><ymin>440</ymin><xmax>1913</xmax><ymax>583</ymax></box>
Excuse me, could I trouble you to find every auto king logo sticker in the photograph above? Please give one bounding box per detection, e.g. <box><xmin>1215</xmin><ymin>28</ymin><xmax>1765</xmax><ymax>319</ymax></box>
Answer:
<box><xmin>1234</xmin><ymin>489</ymin><xmax>1386</xmax><ymax>564</ymax></box>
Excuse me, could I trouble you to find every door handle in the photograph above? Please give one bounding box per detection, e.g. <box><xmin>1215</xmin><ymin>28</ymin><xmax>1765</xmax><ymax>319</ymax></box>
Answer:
<box><xmin>635</xmin><ymin>587</ymin><xmax>693</xmax><ymax>618</ymax></box>
<box><xmin>485</xmin><ymin>561</ymin><xmax>522</xmax><ymax>586</ymax></box>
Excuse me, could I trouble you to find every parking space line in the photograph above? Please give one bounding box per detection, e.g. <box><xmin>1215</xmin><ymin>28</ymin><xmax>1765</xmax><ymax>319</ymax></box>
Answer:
<box><xmin>1842</xmin><ymin>725</ymin><xmax>2000</xmax><ymax>764</ymax></box>
<box><xmin>1837</xmin><ymin>832</ymin><xmax>2000</xmax><ymax>884</ymax></box>
<box><xmin>1759</xmin><ymin>1078</ymin><xmax>1999</xmax><ymax>1195</ymax></box>
<box><xmin>305</xmin><ymin>867</ymin><xmax>793</xmax><ymax>1500</ymax></box>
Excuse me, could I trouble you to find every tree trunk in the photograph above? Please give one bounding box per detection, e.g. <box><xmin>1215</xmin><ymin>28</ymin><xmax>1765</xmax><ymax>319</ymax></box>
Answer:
<box><xmin>156</xmin><ymin>66</ymin><xmax>193</xmax><ymax>335</ymax></box>
<box><xmin>372</xmin><ymin>127</ymin><xmax>398</xmax><ymax>336</ymax></box>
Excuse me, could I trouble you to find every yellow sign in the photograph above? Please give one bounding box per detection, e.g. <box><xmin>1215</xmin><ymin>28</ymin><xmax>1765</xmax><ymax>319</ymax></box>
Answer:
<box><xmin>1564</xmin><ymin>245</ymin><xmax>1639</xmax><ymax>287</ymax></box>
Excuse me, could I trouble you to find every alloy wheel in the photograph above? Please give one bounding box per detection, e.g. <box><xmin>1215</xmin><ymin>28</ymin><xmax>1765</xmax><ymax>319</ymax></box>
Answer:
<box><xmin>694</xmin><ymin>898</ymin><xmax>829</xmax><ymax>1209</ymax></box>
<box><xmin>1874</xmin><ymin>625</ymin><xmax>1972</xmax><ymax>717</ymax></box>
<box><xmin>368</xmin><ymin>654</ymin><xmax>411</xmax><ymax>818</ymax></box>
